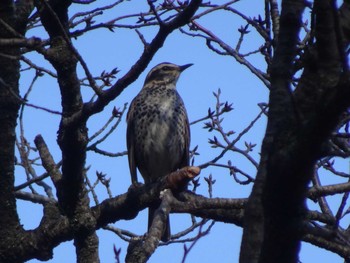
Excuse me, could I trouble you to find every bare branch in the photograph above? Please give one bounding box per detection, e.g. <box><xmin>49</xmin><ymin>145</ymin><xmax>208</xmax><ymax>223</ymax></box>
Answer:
<box><xmin>34</xmin><ymin>135</ymin><xmax>62</xmax><ymax>186</ymax></box>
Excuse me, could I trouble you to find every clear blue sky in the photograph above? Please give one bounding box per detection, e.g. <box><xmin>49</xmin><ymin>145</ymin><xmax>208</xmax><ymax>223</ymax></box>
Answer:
<box><xmin>17</xmin><ymin>1</ymin><xmax>344</xmax><ymax>262</ymax></box>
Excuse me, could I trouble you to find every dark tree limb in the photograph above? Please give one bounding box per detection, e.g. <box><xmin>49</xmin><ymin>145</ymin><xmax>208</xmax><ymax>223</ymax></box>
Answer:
<box><xmin>34</xmin><ymin>135</ymin><xmax>62</xmax><ymax>186</ymax></box>
<box><xmin>34</xmin><ymin>1</ymin><xmax>99</xmax><ymax>262</ymax></box>
<box><xmin>6</xmin><ymin>176</ymin><xmax>350</xmax><ymax>262</ymax></box>
<box><xmin>240</xmin><ymin>1</ymin><xmax>306</xmax><ymax>262</ymax></box>
<box><xmin>0</xmin><ymin>2</ymin><xmax>34</xmax><ymax>262</ymax></box>
<box><xmin>241</xmin><ymin>0</ymin><xmax>350</xmax><ymax>262</ymax></box>
<box><xmin>125</xmin><ymin>189</ymin><xmax>173</xmax><ymax>263</ymax></box>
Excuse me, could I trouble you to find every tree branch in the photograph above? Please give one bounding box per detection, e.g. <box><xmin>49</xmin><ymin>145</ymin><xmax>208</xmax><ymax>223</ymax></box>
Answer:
<box><xmin>82</xmin><ymin>0</ymin><xmax>203</xmax><ymax>119</ymax></box>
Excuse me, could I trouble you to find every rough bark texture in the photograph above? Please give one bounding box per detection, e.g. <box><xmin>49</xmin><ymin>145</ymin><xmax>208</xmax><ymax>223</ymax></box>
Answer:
<box><xmin>240</xmin><ymin>0</ymin><xmax>350</xmax><ymax>262</ymax></box>
<box><xmin>0</xmin><ymin>1</ymin><xmax>31</xmax><ymax>262</ymax></box>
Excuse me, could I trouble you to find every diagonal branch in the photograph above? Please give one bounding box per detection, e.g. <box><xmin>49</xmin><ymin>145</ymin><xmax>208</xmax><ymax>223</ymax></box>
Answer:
<box><xmin>82</xmin><ymin>0</ymin><xmax>203</xmax><ymax>119</ymax></box>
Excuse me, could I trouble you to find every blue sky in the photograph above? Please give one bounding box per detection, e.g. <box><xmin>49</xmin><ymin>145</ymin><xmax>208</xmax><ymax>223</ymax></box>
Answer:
<box><xmin>16</xmin><ymin>1</ymin><xmax>345</xmax><ymax>262</ymax></box>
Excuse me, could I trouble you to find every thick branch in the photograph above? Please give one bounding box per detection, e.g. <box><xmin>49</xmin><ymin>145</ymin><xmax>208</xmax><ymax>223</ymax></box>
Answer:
<box><xmin>125</xmin><ymin>190</ymin><xmax>173</xmax><ymax>263</ymax></box>
<box><xmin>36</xmin><ymin>1</ymin><xmax>99</xmax><ymax>262</ymax></box>
<box><xmin>8</xmin><ymin>181</ymin><xmax>350</xmax><ymax>261</ymax></box>
<box><xmin>0</xmin><ymin>2</ymin><xmax>33</xmax><ymax>261</ymax></box>
<box><xmin>34</xmin><ymin>135</ymin><xmax>62</xmax><ymax>186</ymax></box>
<box><xmin>240</xmin><ymin>1</ymin><xmax>306</xmax><ymax>262</ymax></box>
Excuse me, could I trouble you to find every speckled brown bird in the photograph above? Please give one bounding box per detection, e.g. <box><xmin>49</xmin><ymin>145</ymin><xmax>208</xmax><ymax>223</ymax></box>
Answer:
<box><xmin>126</xmin><ymin>62</ymin><xmax>192</xmax><ymax>242</ymax></box>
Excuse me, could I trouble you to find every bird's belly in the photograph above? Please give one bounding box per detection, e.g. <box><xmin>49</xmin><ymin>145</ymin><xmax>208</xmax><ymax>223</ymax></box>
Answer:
<box><xmin>141</xmin><ymin>121</ymin><xmax>182</xmax><ymax>179</ymax></box>
<box><xmin>144</xmin><ymin>121</ymin><xmax>175</xmax><ymax>155</ymax></box>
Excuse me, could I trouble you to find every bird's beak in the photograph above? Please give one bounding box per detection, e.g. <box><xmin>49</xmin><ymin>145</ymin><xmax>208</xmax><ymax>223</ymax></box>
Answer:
<box><xmin>179</xmin><ymin>63</ymin><xmax>193</xmax><ymax>72</ymax></box>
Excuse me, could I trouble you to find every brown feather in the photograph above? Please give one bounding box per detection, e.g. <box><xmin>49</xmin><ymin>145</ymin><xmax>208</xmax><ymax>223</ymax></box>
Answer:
<box><xmin>126</xmin><ymin>62</ymin><xmax>192</xmax><ymax>241</ymax></box>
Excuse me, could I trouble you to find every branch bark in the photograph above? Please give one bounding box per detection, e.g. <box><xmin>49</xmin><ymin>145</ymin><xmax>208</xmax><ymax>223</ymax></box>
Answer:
<box><xmin>241</xmin><ymin>0</ymin><xmax>350</xmax><ymax>262</ymax></box>
<box><xmin>35</xmin><ymin>1</ymin><xmax>99</xmax><ymax>262</ymax></box>
<box><xmin>0</xmin><ymin>2</ymin><xmax>34</xmax><ymax>262</ymax></box>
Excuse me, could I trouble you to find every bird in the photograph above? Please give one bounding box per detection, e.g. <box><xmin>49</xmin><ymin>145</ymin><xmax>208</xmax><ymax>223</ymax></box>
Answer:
<box><xmin>126</xmin><ymin>62</ymin><xmax>192</xmax><ymax>242</ymax></box>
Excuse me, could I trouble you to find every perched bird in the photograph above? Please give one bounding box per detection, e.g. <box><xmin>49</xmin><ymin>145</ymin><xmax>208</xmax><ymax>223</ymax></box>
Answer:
<box><xmin>126</xmin><ymin>62</ymin><xmax>192</xmax><ymax>242</ymax></box>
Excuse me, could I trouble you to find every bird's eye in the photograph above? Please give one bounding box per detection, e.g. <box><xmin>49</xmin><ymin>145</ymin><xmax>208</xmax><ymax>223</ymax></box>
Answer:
<box><xmin>162</xmin><ymin>66</ymin><xmax>170</xmax><ymax>71</ymax></box>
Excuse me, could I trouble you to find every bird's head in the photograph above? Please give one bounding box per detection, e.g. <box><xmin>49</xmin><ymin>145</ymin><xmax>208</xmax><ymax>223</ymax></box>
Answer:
<box><xmin>144</xmin><ymin>62</ymin><xmax>193</xmax><ymax>86</ymax></box>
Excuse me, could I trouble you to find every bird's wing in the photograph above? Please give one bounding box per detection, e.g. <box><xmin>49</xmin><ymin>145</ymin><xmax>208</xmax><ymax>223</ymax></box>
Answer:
<box><xmin>126</xmin><ymin>106</ymin><xmax>138</xmax><ymax>185</ymax></box>
<box><xmin>182</xmin><ymin>111</ymin><xmax>191</xmax><ymax>168</ymax></box>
